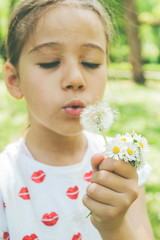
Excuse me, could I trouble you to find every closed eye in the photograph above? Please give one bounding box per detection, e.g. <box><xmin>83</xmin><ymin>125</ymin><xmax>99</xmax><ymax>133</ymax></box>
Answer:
<box><xmin>82</xmin><ymin>62</ymin><xmax>100</xmax><ymax>69</ymax></box>
<box><xmin>39</xmin><ymin>61</ymin><xmax>60</xmax><ymax>69</ymax></box>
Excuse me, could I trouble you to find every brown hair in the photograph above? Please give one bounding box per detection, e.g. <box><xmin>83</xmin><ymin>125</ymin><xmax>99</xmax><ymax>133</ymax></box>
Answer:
<box><xmin>6</xmin><ymin>0</ymin><xmax>113</xmax><ymax>67</ymax></box>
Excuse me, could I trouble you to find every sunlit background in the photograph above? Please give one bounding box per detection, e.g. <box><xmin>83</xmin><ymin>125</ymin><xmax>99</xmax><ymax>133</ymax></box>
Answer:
<box><xmin>0</xmin><ymin>0</ymin><xmax>160</xmax><ymax>239</ymax></box>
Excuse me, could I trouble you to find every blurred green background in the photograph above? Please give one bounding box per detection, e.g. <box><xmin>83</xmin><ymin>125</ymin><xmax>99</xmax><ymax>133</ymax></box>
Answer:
<box><xmin>0</xmin><ymin>0</ymin><xmax>160</xmax><ymax>239</ymax></box>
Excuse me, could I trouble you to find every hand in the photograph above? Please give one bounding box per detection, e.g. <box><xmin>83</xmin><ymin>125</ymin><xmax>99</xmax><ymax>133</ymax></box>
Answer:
<box><xmin>82</xmin><ymin>153</ymin><xmax>139</xmax><ymax>235</ymax></box>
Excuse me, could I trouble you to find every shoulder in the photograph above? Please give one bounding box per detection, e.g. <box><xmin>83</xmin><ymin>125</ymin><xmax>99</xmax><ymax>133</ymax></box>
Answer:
<box><xmin>0</xmin><ymin>139</ymin><xmax>23</xmax><ymax>161</ymax></box>
<box><xmin>0</xmin><ymin>139</ymin><xmax>24</xmax><ymax>177</ymax></box>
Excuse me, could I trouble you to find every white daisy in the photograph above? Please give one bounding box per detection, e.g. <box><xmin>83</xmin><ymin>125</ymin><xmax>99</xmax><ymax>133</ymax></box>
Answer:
<box><xmin>123</xmin><ymin>143</ymin><xmax>139</xmax><ymax>162</ymax></box>
<box><xmin>119</xmin><ymin>132</ymin><xmax>148</xmax><ymax>169</ymax></box>
<box><xmin>117</xmin><ymin>133</ymin><xmax>133</xmax><ymax>145</ymax></box>
<box><xmin>105</xmin><ymin>138</ymin><xmax>125</xmax><ymax>160</ymax></box>
<box><xmin>132</xmin><ymin>132</ymin><xmax>149</xmax><ymax>152</ymax></box>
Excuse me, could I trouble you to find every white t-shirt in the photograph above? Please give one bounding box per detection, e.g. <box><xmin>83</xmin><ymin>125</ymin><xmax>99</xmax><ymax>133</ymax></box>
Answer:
<box><xmin>0</xmin><ymin>132</ymin><xmax>151</xmax><ymax>240</ymax></box>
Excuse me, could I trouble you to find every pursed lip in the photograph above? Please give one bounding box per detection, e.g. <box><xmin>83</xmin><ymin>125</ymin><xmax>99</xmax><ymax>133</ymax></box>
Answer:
<box><xmin>63</xmin><ymin>99</ymin><xmax>85</xmax><ymax>109</ymax></box>
<box><xmin>63</xmin><ymin>99</ymin><xmax>85</xmax><ymax>117</ymax></box>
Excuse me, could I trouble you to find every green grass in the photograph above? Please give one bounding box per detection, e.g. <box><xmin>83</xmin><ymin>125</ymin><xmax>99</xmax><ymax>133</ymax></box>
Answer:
<box><xmin>108</xmin><ymin>62</ymin><xmax>160</xmax><ymax>72</ymax></box>
<box><xmin>0</xmin><ymin>78</ymin><xmax>160</xmax><ymax>239</ymax></box>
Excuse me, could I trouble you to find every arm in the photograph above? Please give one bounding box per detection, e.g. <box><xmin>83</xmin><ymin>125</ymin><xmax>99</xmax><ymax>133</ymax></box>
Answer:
<box><xmin>98</xmin><ymin>186</ymin><xmax>155</xmax><ymax>240</ymax></box>
<box><xmin>126</xmin><ymin>185</ymin><xmax>155</xmax><ymax>240</ymax></box>
<box><xmin>0</xmin><ymin>191</ymin><xmax>10</xmax><ymax>240</ymax></box>
<box><xmin>82</xmin><ymin>153</ymin><xmax>155</xmax><ymax>240</ymax></box>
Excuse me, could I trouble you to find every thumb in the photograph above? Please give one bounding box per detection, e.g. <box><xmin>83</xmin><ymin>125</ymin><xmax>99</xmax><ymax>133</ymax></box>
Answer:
<box><xmin>91</xmin><ymin>153</ymin><xmax>105</xmax><ymax>173</ymax></box>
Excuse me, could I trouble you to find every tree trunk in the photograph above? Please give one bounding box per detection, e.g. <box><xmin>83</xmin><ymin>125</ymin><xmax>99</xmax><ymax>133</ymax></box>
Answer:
<box><xmin>124</xmin><ymin>0</ymin><xmax>146</xmax><ymax>84</ymax></box>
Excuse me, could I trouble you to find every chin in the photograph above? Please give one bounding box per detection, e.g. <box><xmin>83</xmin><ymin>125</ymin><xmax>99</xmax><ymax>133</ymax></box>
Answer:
<box><xmin>58</xmin><ymin>125</ymin><xmax>84</xmax><ymax>137</ymax></box>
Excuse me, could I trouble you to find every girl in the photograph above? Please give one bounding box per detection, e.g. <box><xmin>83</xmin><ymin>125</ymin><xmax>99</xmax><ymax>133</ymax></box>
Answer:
<box><xmin>1</xmin><ymin>0</ymin><xmax>154</xmax><ymax>239</ymax></box>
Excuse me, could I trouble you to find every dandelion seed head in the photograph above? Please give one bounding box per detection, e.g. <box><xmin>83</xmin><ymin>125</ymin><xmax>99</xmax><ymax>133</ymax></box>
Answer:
<box><xmin>80</xmin><ymin>101</ymin><xmax>114</xmax><ymax>134</ymax></box>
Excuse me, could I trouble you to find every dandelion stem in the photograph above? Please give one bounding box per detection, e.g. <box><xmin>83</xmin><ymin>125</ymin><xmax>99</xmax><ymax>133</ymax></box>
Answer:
<box><xmin>86</xmin><ymin>211</ymin><xmax>92</xmax><ymax>218</ymax></box>
<box><xmin>101</xmin><ymin>132</ymin><xmax>107</xmax><ymax>145</ymax></box>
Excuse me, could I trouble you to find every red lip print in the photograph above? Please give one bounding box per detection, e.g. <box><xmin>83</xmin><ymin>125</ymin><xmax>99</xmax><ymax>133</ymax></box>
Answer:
<box><xmin>31</xmin><ymin>170</ymin><xmax>46</xmax><ymax>183</ymax></box>
<box><xmin>19</xmin><ymin>187</ymin><xmax>30</xmax><ymax>200</ymax></box>
<box><xmin>72</xmin><ymin>233</ymin><xmax>82</xmax><ymax>240</ymax></box>
<box><xmin>83</xmin><ymin>171</ymin><xmax>93</xmax><ymax>182</ymax></box>
<box><xmin>22</xmin><ymin>234</ymin><xmax>39</xmax><ymax>240</ymax></box>
<box><xmin>3</xmin><ymin>202</ymin><xmax>6</xmax><ymax>208</ymax></box>
<box><xmin>42</xmin><ymin>212</ymin><xmax>59</xmax><ymax>226</ymax></box>
<box><xmin>66</xmin><ymin>186</ymin><xmax>79</xmax><ymax>199</ymax></box>
<box><xmin>3</xmin><ymin>232</ymin><xmax>10</xmax><ymax>240</ymax></box>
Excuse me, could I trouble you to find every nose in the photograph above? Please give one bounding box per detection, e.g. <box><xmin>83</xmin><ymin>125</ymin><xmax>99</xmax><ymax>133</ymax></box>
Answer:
<box><xmin>62</xmin><ymin>62</ymin><xmax>86</xmax><ymax>91</ymax></box>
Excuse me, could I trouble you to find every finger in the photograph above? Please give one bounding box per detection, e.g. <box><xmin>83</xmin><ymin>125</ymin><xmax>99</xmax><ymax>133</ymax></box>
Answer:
<box><xmin>90</xmin><ymin>170</ymin><xmax>139</xmax><ymax>202</ymax></box>
<box><xmin>91</xmin><ymin>153</ymin><xmax>105</xmax><ymax>174</ymax></box>
<box><xmin>99</xmin><ymin>157</ymin><xmax>138</xmax><ymax>180</ymax></box>
<box><xmin>91</xmin><ymin>170</ymin><xmax>130</xmax><ymax>193</ymax></box>
<box><xmin>82</xmin><ymin>193</ymin><xmax>117</xmax><ymax>222</ymax></box>
<box><xmin>86</xmin><ymin>182</ymin><xmax>122</xmax><ymax>207</ymax></box>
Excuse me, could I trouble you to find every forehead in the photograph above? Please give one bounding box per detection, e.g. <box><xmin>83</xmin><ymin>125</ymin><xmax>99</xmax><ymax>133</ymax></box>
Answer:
<box><xmin>25</xmin><ymin>6</ymin><xmax>106</xmax><ymax>52</ymax></box>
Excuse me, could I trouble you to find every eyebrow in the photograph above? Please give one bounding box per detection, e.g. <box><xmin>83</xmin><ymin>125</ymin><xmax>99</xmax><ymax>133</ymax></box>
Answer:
<box><xmin>29</xmin><ymin>42</ymin><xmax>61</xmax><ymax>53</ymax></box>
<box><xmin>81</xmin><ymin>43</ymin><xmax>105</xmax><ymax>54</ymax></box>
<box><xmin>29</xmin><ymin>42</ymin><xmax>105</xmax><ymax>54</ymax></box>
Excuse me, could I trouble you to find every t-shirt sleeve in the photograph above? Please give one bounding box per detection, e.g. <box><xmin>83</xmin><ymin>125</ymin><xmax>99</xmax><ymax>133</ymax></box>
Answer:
<box><xmin>137</xmin><ymin>162</ymin><xmax>152</xmax><ymax>186</ymax></box>
<box><xmin>0</xmin><ymin>191</ymin><xmax>9</xmax><ymax>240</ymax></box>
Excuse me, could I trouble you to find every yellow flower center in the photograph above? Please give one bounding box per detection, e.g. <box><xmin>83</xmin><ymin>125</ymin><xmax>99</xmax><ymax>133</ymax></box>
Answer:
<box><xmin>113</xmin><ymin>146</ymin><xmax>120</xmax><ymax>154</ymax></box>
<box><xmin>128</xmin><ymin>148</ymin><xmax>134</xmax><ymax>155</ymax></box>
<box><xmin>121</xmin><ymin>138</ymin><xmax>127</xmax><ymax>142</ymax></box>
<box><xmin>139</xmin><ymin>142</ymin><xmax>144</xmax><ymax>148</ymax></box>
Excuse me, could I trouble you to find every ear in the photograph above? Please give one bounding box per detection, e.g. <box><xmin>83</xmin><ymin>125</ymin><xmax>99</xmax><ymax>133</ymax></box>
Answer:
<box><xmin>4</xmin><ymin>62</ymin><xmax>23</xmax><ymax>100</ymax></box>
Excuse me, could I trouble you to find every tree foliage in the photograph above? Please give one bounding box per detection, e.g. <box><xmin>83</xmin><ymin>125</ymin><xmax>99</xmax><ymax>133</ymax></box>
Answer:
<box><xmin>0</xmin><ymin>0</ymin><xmax>19</xmax><ymax>60</ymax></box>
<box><xmin>108</xmin><ymin>0</ymin><xmax>160</xmax><ymax>64</ymax></box>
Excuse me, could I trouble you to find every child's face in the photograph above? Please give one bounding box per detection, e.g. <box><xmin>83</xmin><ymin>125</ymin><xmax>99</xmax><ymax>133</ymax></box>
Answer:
<box><xmin>17</xmin><ymin>6</ymin><xmax>107</xmax><ymax>136</ymax></box>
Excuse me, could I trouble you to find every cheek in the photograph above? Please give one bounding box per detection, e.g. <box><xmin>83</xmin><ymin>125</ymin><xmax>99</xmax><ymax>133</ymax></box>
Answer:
<box><xmin>20</xmin><ymin>78</ymin><xmax>50</xmax><ymax>115</ymax></box>
<box><xmin>20</xmin><ymin>68</ymin><xmax>48</xmax><ymax>99</ymax></box>
<box><xmin>87</xmin><ymin>80</ymin><xmax>106</xmax><ymax>104</ymax></box>
<box><xmin>92</xmin><ymin>71</ymin><xmax>107</xmax><ymax>96</ymax></box>
<box><xmin>99</xmin><ymin>67</ymin><xmax>107</xmax><ymax>93</ymax></box>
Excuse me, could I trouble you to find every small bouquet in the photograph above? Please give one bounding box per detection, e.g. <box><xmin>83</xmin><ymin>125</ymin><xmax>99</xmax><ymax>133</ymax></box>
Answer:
<box><xmin>80</xmin><ymin>100</ymin><xmax>148</xmax><ymax>170</ymax></box>
<box><xmin>81</xmin><ymin>100</ymin><xmax>149</xmax><ymax>218</ymax></box>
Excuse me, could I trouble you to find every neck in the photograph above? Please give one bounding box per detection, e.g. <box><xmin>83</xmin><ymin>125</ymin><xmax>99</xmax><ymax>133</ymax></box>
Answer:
<box><xmin>24</xmin><ymin>126</ymin><xmax>88</xmax><ymax>166</ymax></box>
